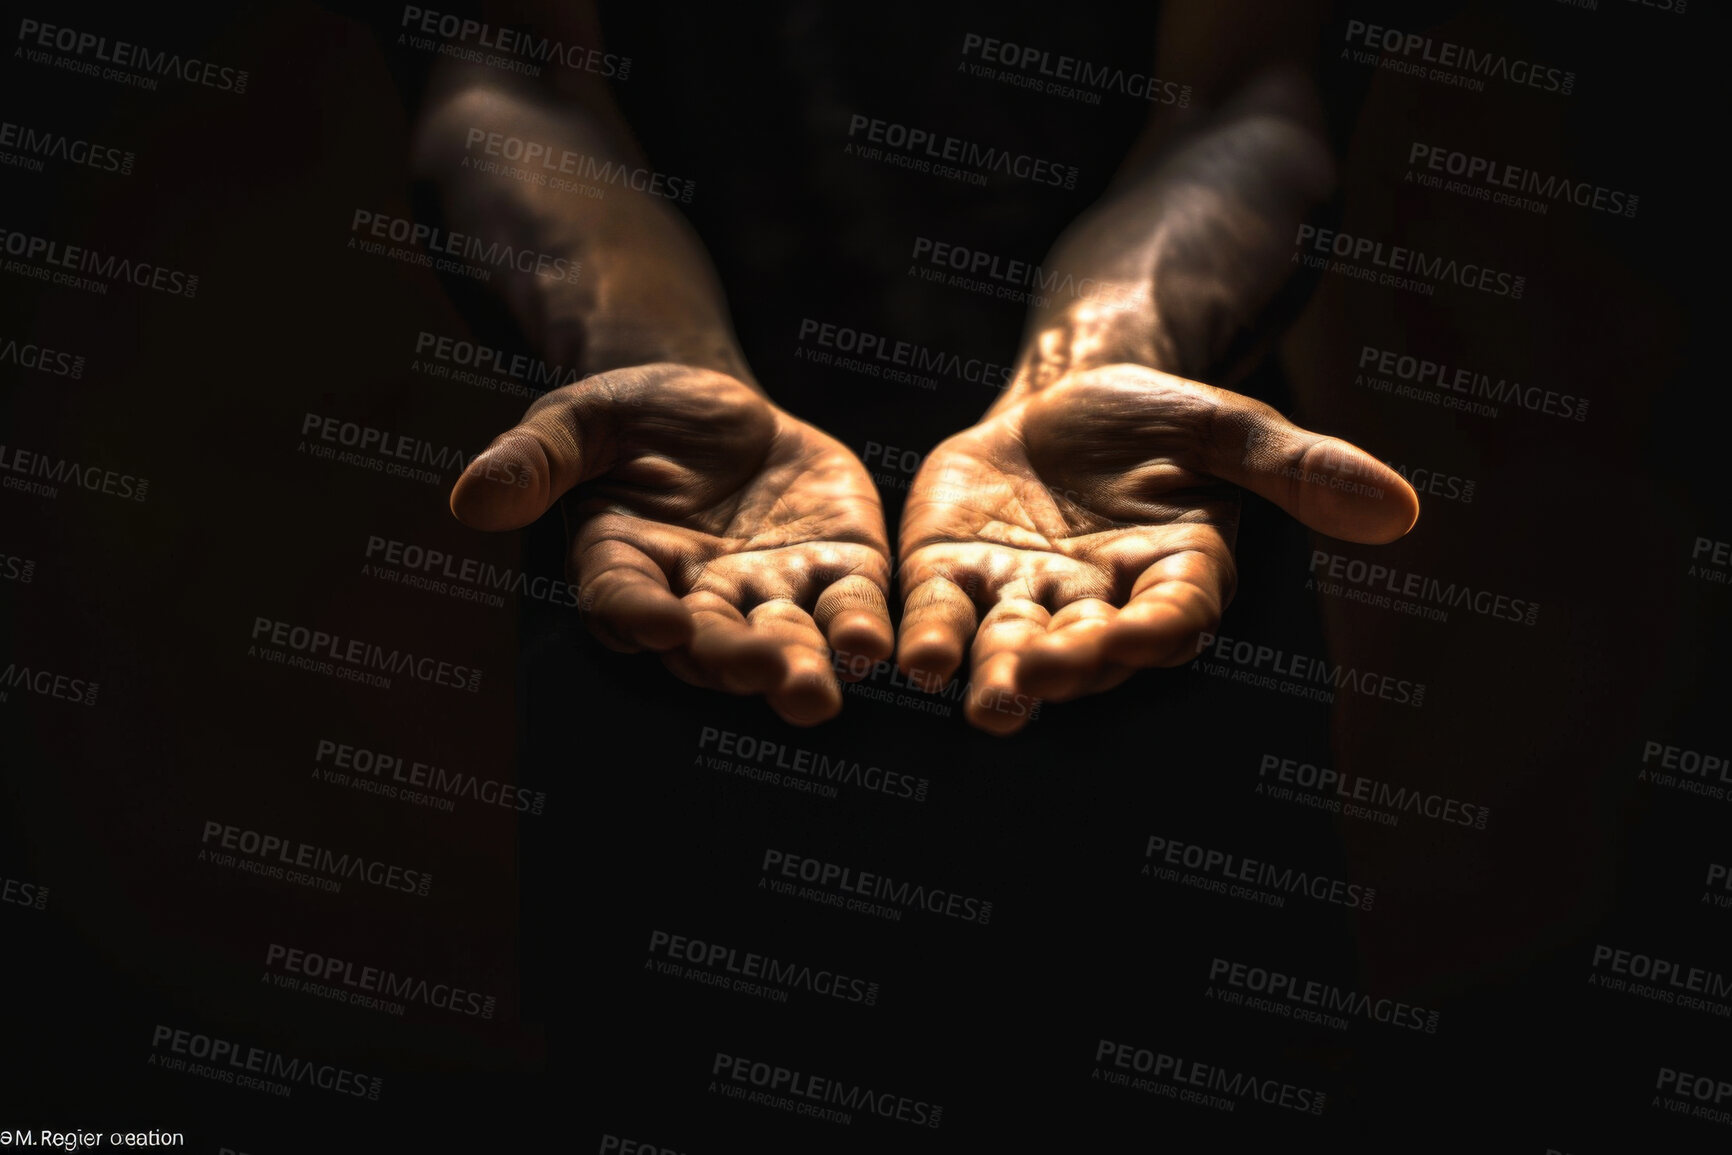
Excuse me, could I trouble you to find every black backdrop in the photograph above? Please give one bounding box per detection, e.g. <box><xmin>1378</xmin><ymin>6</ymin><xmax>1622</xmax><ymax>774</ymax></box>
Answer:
<box><xmin>2</xmin><ymin>1</ymin><xmax>1726</xmax><ymax>1152</ymax></box>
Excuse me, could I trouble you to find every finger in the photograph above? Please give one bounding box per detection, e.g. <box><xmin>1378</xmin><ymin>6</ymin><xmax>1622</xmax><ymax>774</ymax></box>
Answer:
<box><xmin>965</xmin><ymin>597</ymin><xmax>1050</xmax><ymax>736</ymax></box>
<box><xmin>813</xmin><ymin>574</ymin><xmax>893</xmax><ymax>683</ymax></box>
<box><xmin>1205</xmin><ymin>394</ymin><xmax>1419</xmax><ymax>544</ymax></box>
<box><xmin>1015</xmin><ymin>598</ymin><xmax>1118</xmax><ymax>701</ymax></box>
<box><xmin>1100</xmin><ymin>550</ymin><xmax>1230</xmax><ymax>668</ymax></box>
<box><xmin>449</xmin><ymin>382</ymin><xmax>617</xmax><ymax>531</ymax></box>
<box><xmin>896</xmin><ymin>574</ymin><xmax>979</xmax><ymax>692</ymax></box>
<box><xmin>573</xmin><ymin>539</ymin><xmax>693</xmax><ymax>653</ymax></box>
<box><xmin>662</xmin><ymin>592</ymin><xmax>787</xmax><ymax>695</ymax></box>
<box><xmin>748</xmin><ymin>600</ymin><xmax>844</xmax><ymax>726</ymax></box>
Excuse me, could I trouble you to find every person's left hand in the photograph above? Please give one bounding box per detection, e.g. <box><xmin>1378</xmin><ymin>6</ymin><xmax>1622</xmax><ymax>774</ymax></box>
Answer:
<box><xmin>895</xmin><ymin>363</ymin><xmax>1419</xmax><ymax>734</ymax></box>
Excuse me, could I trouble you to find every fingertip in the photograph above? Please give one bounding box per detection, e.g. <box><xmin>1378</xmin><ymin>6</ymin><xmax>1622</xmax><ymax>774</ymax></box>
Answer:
<box><xmin>896</xmin><ymin>632</ymin><xmax>964</xmax><ymax>692</ymax></box>
<box><xmin>814</xmin><ymin>576</ymin><xmax>895</xmax><ymax>671</ymax></box>
<box><xmin>1328</xmin><ymin>493</ymin><xmax>1420</xmax><ymax>544</ymax></box>
<box><xmin>1100</xmin><ymin>605</ymin><xmax>1194</xmax><ymax>668</ymax></box>
<box><xmin>769</xmin><ymin>675</ymin><xmax>843</xmax><ymax>727</ymax></box>
<box><xmin>773</xmin><ymin>643</ymin><xmax>844</xmax><ymax>717</ymax></box>
<box><xmin>1370</xmin><ymin>481</ymin><xmax>1421</xmax><ymax>544</ymax></box>
<box><xmin>450</xmin><ymin>444</ymin><xmax>545</xmax><ymax>531</ymax></box>
<box><xmin>448</xmin><ymin>471</ymin><xmax>498</xmax><ymax>529</ymax></box>
<box><xmin>965</xmin><ymin>654</ymin><xmax>1034</xmax><ymax>735</ymax></box>
<box><xmin>772</xmin><ymin>702</ymin><xmax>839</xmax><ymax>728</ymax></box>
<box><xmin>1302</xmin><ymin>442</ymin><xmax>1423</xmax><ymax>544</ymax></box>
<box><xmin>1012</xmin><ymin>640</ymin><xmax>1079</xmax><ymax>700</ymax></box>
<box><xmin>828</xmin><ymin>610</ymin><xmax>893</xmax><ymax>666</ymax></box>
<box><xmin>965</xmin><ymin>690</ymin><xmax>1033</xmax><ymax>737</ymax></box>
<box><xmin>895</xmin><ymin>574</ymin><xmax>977</xmax><ymax>690</ymax></box>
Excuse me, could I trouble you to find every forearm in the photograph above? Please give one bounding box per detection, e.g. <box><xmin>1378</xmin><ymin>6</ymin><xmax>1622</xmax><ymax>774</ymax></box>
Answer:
<box><xmin>996</xmin><ymin>65</ymin><xmax>1334</xmax><ymax>413</ymax></box>
<box><xmin>412</xmin><ymin>71</ymin><xmax>755</xmax><ymax>387</ymax></box>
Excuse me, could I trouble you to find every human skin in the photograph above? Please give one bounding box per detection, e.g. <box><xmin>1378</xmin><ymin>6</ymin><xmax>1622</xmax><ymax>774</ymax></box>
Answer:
<box><xmin>415</xmin><ymin>64</ymin><xmax>894</xmax><ymax>727</ymax></box>
<box><xmin>416</xmin><ymin>0</ymin><xmax>1412</xmax><ymax>734</ymax></box>
<box><xmin>895</xmin><ymin>6</ymin><xmax>1419</xmax><ymax>734</ymax></box>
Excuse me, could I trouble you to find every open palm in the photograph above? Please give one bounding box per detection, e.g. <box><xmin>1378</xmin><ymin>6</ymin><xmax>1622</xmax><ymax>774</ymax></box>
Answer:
<box><xmin>450</xmin><ymin>363</ymin><xmax>893</xmax><ymax>725</ymax></box>
<box><xmin>897</xmin><ymin>364</ymin><xmax>1419</xmax><ymax>734</ymax></box>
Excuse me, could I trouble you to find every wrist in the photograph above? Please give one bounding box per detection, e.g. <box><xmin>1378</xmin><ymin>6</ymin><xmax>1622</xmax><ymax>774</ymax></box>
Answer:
<box><xmin>984</xmin><ymin>91</ymin><xmax>1334</xmax><ymax>420</ymax></box>
<box><xmin>986</xmin><ymin>298</ymin><xmax>1179</xmax><ymax>418</ymax></box>
<box><xmin>545</xmin><ymin>238</ymin><xmax>756</xmax><ymax>385</ymax></box>
<box><xmin>416</xmin><ymin>87</ymin><xmax>757</xmax><ymax>389</ymax></box>
<box><xmin>574</xmin><ymin>319</ymin><xmax>757</xmax><ymax>387</ymax></box>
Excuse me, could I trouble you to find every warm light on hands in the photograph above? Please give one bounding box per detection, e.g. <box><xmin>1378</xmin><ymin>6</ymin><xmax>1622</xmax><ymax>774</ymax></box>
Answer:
<box><xmin>450</xmin><ymin>363</ymin><xmax>894</xmax><ymax>726</ymax></box>
<box><xmin>894</xmin><ymin>363</ymin><xmax>1419</xmax><ymax>735</ymax></box>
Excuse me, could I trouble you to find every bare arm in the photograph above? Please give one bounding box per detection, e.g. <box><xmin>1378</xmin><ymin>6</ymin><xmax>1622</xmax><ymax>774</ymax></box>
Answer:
<box><xmin>896</xmin><ymin>1</ymin><xmax>1417</xmax><ymax>734</ymax></box>
<box><xmin>407</xmin><ymin>3</ymin><xmax>894</xmax><ymax>726</ymax></box>
<box><xmin>1000</xmin><ymin>0</ymin><xmax>1336</xmax><ymax>406</ymax></box>
<box><xmin>409</xmin><ymin>0</ymin><xmax>754</xmax><ymax>385</ymax></box>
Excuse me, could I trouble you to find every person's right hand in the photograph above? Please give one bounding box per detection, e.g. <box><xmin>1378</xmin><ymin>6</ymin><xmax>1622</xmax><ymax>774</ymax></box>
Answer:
<box><xmin>450</xmin><ymin>363</ymin><xmax>893</xmax><ymax>726</ymax></box>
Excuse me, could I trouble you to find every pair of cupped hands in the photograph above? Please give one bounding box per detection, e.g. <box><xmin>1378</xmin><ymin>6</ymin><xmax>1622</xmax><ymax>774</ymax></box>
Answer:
<box><xmin>448</xmin><ymin>359</ymin><xmax>1418</xmax><ymax>735</ymax></box>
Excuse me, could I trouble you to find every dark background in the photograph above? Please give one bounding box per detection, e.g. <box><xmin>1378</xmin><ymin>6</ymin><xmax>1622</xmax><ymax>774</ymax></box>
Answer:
<box><xmin>2</xmin><ymin>1</ymin><xmax>1725</xmax><ymax>1150</ymax></box>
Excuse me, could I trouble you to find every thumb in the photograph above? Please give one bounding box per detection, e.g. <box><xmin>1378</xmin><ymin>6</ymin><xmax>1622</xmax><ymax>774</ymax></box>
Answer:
<box><xmin>1205</xmin><ymin>393</ymin><xmax>1420</xmax><ymax>544</ymax></box>
<box><xmin>449</xmin><ymin>381</ymin><xmax>617</xmax><ymax>531</ymax></box>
